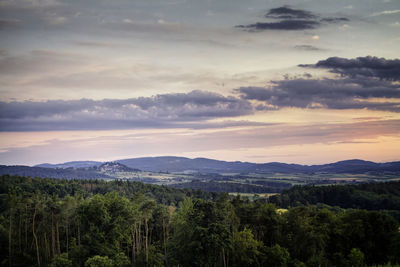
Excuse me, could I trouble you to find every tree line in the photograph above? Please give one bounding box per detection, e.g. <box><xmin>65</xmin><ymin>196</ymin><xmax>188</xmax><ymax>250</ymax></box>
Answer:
<box><xmin>1</xmin><ymin>175</ymin><xmax>400</xmax><ymax>266</ymax></box>
<box><xmin>268</xmin><ymin>181</ymin><xmax>400</xmax><ymax>221</ymax></box>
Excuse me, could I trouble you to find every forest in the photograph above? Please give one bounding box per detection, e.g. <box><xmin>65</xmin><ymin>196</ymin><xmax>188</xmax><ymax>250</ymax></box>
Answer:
<box><xmin>1</xmin><ymin>175</ymin><xmax>400</xmax><ymax>267</ymax></box>
<box><xmin>269</xmin><ymin>182</ymin><xmax>400</xmax><ymax>221</ymax></box>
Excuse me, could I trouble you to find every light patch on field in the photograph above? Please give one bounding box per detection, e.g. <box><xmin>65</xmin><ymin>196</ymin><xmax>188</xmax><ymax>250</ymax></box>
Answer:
<box><xmin>276</xmin><ymin>209</ymin><xmax>288</xmax><ymax>215</ymax></box>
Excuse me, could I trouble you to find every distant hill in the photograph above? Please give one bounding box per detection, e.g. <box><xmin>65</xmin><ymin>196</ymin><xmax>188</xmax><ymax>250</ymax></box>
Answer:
<box><xmin>36</xmin><ymin>161</ymin><xmax>102</xmax><ymax>169</ymax></box>
<box><xmin>118</xmin><ymin>157</ymin><xmax>400</xmax><ymax>174</ymax></box>
<box><xmin>0</xmin><ymin>165</ymin><xmax>111</xmax><ymax>179</ymax></box>
<box><xmin>0</xmin><ymin>162</ymin><xmax>138</xmax><ymax>179</ymax></box>
<box><xmin>117</xmin><ymin>156</ymin><xmax>256</xmax><ymax>173</ymax></box>
<box><xmin>34</xmin><ymin>157</ymin><xmax>400</xmax><ymax>174</ymax></box>
<box><xmin>94</xmin><ymin>162</ymin><xmax>140</xmax><ymax>172</ymax></box>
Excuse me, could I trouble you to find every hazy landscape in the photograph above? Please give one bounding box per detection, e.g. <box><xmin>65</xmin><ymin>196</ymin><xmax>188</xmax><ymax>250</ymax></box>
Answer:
<box><xmin>1</xmin><ymin>0</ymin><xmax>400</xmax><ymax>266</ymax></box>
<box><xmin>2</xmin><ymin>157</ymin><xmax>400</xmax><ymax>195</ymax></box>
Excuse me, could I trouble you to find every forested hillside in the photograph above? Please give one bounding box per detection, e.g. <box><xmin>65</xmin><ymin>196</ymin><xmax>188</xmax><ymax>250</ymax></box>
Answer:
<box><xmin>1</xmin><ymin>175</ymin><xmax>400</xmax><ymax>267</ymax></box>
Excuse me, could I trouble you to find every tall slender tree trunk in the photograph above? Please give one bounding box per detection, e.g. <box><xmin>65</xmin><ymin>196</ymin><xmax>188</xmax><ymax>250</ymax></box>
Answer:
<box><xmin>56</xmin><ymin>220</ymin><xmax>61</xmax><ymax>255</ymax></box>
<box><xmin>25</xmin><ymin>205</ymin><xmax>28</xmax><ymax>251</ymax></box>
<box><xmin>66</xmin><ymin>219</ymin><xmax>69</xmax><ymax>253</ymax></box>
<box><xmin>137</xmin><ymin>222</ymin><xmax>141</xmax><ymax>253</ymax></box>
<box><xmin>162</xmin><ymin>217</ymin><xmax>167</xmax><ymax>263</ymax></box>
<box><xmin>149</xmin><ymin>228</ymin><xmax>152</xmax><ymax>249</ymax></box>
<box><xmin>77</xmin><ymin>221</ymin><xmax>81</xmax><ymax>247</ymax></box>
<box><xmin>44</xmin><ymin>232</ymin><xmax>50</xmax><ymax>262</ymax></box>
<box><xmin>32</xmin><ymin>206</ymin><xmax>41</xmax><ymax>267</ymax></box>
<box><xmin>19</xmin><ymin>213</ymin><xmax>22</xmax><ymax>254</ymax></box>
<box><xmin>131</xmin><ymin>225</ymin><xmax>136</xmax><ymax>267</ymax></box>
<box><xmin>51</xmin><ymin>211</ymin><xmax>55</xmax><ymax>257</ymax></box>
<box><xmin>9</xmin><ymin>207</ymin><xmax>13</xmax><ymax>267</ymax></box>
<box><xmin>145</xmin><ymin>218</ymin><xmax>149</xmax><ymax>266</ymax></box>
<box><xmin>222</xmin><ymin>248</ymin><xmax>226</xmax><ymax>267</ymax></box>
<box><xmin>162</xmin><ymin>217</ymin><xmax>169</xmax><ymax>267</ymax></box>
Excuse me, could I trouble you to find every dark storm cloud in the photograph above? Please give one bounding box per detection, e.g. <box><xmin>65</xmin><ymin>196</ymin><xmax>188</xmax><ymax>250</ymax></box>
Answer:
<box><xmin>300</xmin><ymin>56</ymin><xmax>400</xmax><ymax>81</ymax></box>
<box><xmin>0</xmin><ymin>90</ymin><xmax>254</xmax><ymax>131</ymax></box>
<box><xmin>236</xmin><ymin>20</ymin><xmax>320</xmax><ymax>31</ymax></box>
<box><xmin>236</xmin><ymin>77</ymin><xmax>400</xmax><ymax>112</ymax></box>
<box><xmin>237</xmin><ymin>6</ymin><xmax>349</xmax><ymax>32</ymax></box>
<box><xmin>265</xmin><ymin>6</ymin><xmax>317</xmax><ymax>19</ymax></box>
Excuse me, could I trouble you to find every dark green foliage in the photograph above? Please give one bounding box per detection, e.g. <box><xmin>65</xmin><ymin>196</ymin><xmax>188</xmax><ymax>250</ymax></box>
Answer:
<box><xmin>168</xmin><ymin>198</ymin><xmax>233</xmax><ymax>266</ymax></box>
<box><xmin>260</xmin><ymin>244</ymin><xmax>290</xmax><ymax>267</ymax></box>
<box><xmin>171</xmin><ymin>180</ymin><xmax>285</xmax><ymax>193</ymax></box>
<box><xmin>50</xmin><ymin>253</ymin><xmax>72</xmax><ymax>267</ymax></box>
<box><xmin>0</xmin><ymin>174</ymin><xmax>217</xmax><ymax>207</ymax></box>
<box><xmin>231</xmin><ymin>228</ymin><xmax>262</xmax><ymax>266</ymax></box>
<box><xmin>1</xmin><ymin>175</ymin><xmax>400</xmax><ymax>267</ymax></box>
<box><xmin>348</xmin><ymin>248</ymin><xmax>365</xmax><ymax>267</ymax></box>
<box><xmin>84</xmin><ymin>255</ymin><xmax>113</xmax><ymax>267</ymax></box>
<box><xmin>269</xmin><ymin>181</ymin><xmax>400</xmax><ymax>210</ymax></box>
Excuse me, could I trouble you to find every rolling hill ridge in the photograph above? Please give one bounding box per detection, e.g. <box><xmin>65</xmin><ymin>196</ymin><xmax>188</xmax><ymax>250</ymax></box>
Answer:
<box><xmin>34</xmin><ymin>157</ymin><xmax>400</xmax><ymax>174</ymax></box>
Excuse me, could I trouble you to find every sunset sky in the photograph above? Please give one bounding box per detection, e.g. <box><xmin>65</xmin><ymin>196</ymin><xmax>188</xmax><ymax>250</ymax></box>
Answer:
<box><xmin>1</xmin><ymin>0</ymin><xmax>400</xmax><ymax>165</ymax></box>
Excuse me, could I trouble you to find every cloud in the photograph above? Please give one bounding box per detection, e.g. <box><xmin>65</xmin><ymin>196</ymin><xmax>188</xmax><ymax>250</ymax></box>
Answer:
<box><xmin>0</xmin><ymin>90</ymin><xmax>254</xmax><ymax>131</ymax></box>
<box><xmin>74</xmin><ymin>41</ymin><xmax>116</xmax><ymax>47</ymax></box>
<box><xmin>294</xmin><ymin>45</ymin><xmax>322</xmax><ymax>51</ymax></box>
<box><xmin>45</xmin><ymin>14</ymin><xmax>67</xmax><ymax>25</ymax></box>
<box><xmin>0</xmin><ymin>18</ymin><xmax>20</xmax><ymax>29</ymax></box>
<box><xmin>0</xmin><ymin>0</ymin><xmax>73</xmax><ymax>28</ymax></box>
<box><xmin>177</xmin><ymin>120</ymin><xmax>275</xmax><ymax>130</ymax></box>
<box><xmin>236</xmin><ymin>76</ymin><xmax>400</xmax><ymax>112</ymax></box>
<box><xmin>0</xmin><ymin>0</ymin><xmax>61</xmax><ymax>8</ymax></box>
<box><xmin>0</xmin><ymin>50</ymin><xmax>89</xmax><ymax>76</ymax></box>
<box><xmin>236</xmin><ymin>56</ymin><xmax>400</xmax><ymax>112</ymax></box>
<box><xmin>236</xmin><ymin>5</ymin><xmax>350</xmax><ymax>32</ymax></box>
<box><xmin>236</xmin><ymin>20</ymin><xmax>320</xmax><ymax>31</ymax></box>
<box><xmin>301</xmin><ymin>56</ymin><xmax>400</xmax><ymax>81</ymax></box>
<box><xmin>320</xmin><ymin>17</ymin><xmax>349</xmax><ymax>23</ymax></box>
<box><xmin>371</xmin><ymin>9</ymin><xmax>400</xmax><ymax>16</ymax></box>
<box><xmin>265</xmin><ymin>6</ymin><xmax>317</xmax><ymax>19</ymax></box>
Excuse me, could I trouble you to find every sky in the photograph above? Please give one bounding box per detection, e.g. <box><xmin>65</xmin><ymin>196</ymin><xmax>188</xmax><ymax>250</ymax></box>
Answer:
<box><xmin>0</xmin><ymin>0</ymin><xmax>400</xmax><ymax>165</ymax></box>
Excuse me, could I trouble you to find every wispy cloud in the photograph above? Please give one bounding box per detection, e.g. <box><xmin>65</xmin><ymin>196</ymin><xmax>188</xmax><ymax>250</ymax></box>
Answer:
<box><xmin>0</xmin><ymin>18</ymin><xmax>20</xmax><ymax>29</ymax></box>
<box><xmin>0</xmin><ymin>0</ymin><xmax>61</xmax><ymax>8</ymax></box>
<box><xmin>320</xmin><ymin>17</ymin><xmax>349</xmax><ymax>23</ymax></box>
<box><xmin>294</xmin><ymin>45</ymin><xmax>323</xmax><ymax>51</ymax></box>
<box><xmin>371</xmin><ymin>9</ymin><xmax>400</xmax><ymax>16</ymax></box>
<box><xmin>1</xmin><ymin>119</ymin><xmax>399</xmax><ymax>165</ymax></box>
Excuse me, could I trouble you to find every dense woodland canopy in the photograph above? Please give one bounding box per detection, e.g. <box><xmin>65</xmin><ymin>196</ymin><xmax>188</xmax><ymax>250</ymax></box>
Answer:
<box><xmin>269</xmin><ymin>182</ymin><xmax>400</xmax><ymax>221</ymax></box>
<box><xmin>1</xmin><ymin>175</ymin><xmax>400</xmax><ymax>267</ymax></box>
